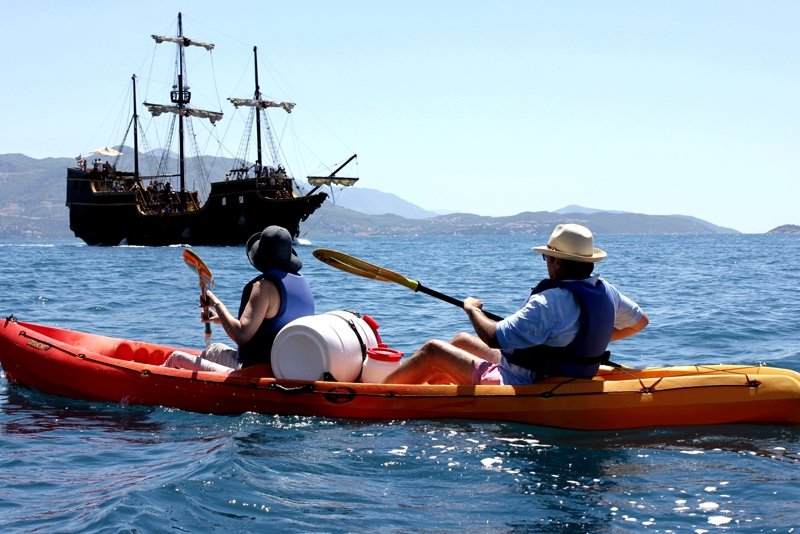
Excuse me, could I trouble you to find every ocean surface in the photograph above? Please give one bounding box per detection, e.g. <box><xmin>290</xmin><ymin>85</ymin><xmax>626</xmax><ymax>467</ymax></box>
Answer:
<box><xmin>1</xmin><ymin>234</ymin><xmax>799</xmax><ymax>533</ymax></box>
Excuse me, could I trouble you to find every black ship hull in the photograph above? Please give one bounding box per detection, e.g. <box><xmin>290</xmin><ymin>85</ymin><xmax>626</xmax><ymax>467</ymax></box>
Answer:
<box><xmin>66</xmin><ymin>168</ymin><xmax>327</xmax><ymax>246</ymax></box>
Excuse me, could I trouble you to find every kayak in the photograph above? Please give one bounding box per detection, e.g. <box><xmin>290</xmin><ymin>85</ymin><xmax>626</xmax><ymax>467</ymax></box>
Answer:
<box><xmin>1</xmin><ymin>315</ymin><xmax>799</xmax><ymax>430</ymax></box>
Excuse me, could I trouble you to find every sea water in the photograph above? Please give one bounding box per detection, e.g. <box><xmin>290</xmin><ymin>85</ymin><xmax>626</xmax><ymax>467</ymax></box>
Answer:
<box><xmin>0</xmin><ymin>234</ymin><xmax>799</xmax><ymax>532</ymax></box>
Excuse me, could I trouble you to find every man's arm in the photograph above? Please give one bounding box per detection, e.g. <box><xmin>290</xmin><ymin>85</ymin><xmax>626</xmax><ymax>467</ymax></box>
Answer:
<box><xmin>464</xmin><ymin>297</ymin><xmax>501</xmax><ymax>348</ymax></box>
<box><xmin>610</xmin><ymin>314</ymin><xmax>649</xmax><ymax>342</ymax></box>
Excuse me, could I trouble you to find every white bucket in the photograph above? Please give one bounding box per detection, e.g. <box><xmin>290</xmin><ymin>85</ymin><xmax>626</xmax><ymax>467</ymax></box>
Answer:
<box><xmin>361</xmin><ymin>346</ymin><xmax>404</xmax><ymax>383</ymax></box>
<box><xmin>271</xmin><ymin>311</ymin><xmax>379</xmax><ymax>382</ymax></box>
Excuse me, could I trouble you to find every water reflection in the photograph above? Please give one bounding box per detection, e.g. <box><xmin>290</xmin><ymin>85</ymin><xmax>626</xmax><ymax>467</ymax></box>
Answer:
<box><xmin>557</xmin><ymin>425</ymin><xmax>800</xmax><ymax>463</ymax></box>
<box><xmin>1</xmin><ymin>387</ymin><xmax>162</xmax><ymax>437</ymax></box>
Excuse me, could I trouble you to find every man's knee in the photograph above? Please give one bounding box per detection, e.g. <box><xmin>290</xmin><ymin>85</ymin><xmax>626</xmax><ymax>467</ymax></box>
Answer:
<box><xmin>450</xmin><ymin>332</ymin><xmax>475</xmax><ymax>345</ymax></box>
<box><xmin>417</xmin><ymin>339</ymin><xmax>450</xmax><ymax>357</ymax></box>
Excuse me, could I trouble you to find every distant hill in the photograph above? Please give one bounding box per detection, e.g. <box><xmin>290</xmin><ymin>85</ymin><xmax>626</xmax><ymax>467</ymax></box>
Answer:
<box><xmin>331</xmin><ymin>187</ymin><xmax>438</xmax><ymax>219</ymax></box>
<box><xmin>306</xmin><ymin>203</ymin><xmax>739</xmax><ymax>237</ymax></box>
<box><xmin>767</xmin><ymin>224</ymin><xmax>800</xmax><ymax>235</ymax></box>
<box><xmin>554</xmin><ymin>205</ymin><xmax>625</xmax><ymax>215</ymax></box>
<box><xmin>0</xmin><ymin>152</ymin><xmax>759</xmax><ymax>239</ymax></box>
<box><xmin>554</xmin><ymin>206</ymin><xmax>737</xmax><ymax>234</ymax></box>
<box><xmin>329</xmin><ymin>191</ymin><xmax>737</xmax><ymax>234</ymax></box>
<box><xmin>0</xmin><ymin>153</ymin><xmax>71</xmax><ymax>238</ymax></box>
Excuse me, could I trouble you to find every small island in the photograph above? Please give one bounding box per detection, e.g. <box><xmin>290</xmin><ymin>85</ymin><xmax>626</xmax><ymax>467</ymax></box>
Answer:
<box><xmin>767</xmin><ymin>224</ymin><xmax>800</xmax><ymax>235</ymax></box>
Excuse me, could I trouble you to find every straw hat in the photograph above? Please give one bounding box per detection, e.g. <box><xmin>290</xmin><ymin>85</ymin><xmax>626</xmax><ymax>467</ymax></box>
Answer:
<box><xmin>246</xmin><ymin>226</ymin><xmax>303</xmax><ymax>274</ymax></box>
<box><xmin>532</xmin><ymin>223</ymin><xmax>607</xmax><ymax>263</ymax></box>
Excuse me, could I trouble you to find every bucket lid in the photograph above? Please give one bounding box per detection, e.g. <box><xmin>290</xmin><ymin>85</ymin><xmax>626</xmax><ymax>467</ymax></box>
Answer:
<box><xmin>366</xmin><ymin>347</ymin><xmax>403</xmax><ymax>362</ymax></box>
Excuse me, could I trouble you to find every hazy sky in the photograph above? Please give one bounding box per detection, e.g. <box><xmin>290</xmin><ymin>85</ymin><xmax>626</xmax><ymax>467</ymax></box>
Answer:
<box><xmin>2</xmin><ymin>1</ymin><xmax>798</xmax><ymax>233</ymax></box>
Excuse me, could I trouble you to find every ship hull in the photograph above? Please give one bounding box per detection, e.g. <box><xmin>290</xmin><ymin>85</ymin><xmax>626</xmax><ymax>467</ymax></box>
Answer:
<box><xmin>66</xmin><ymin>168</ymin><xmax>327</xmax><ymax>246</ymax></box>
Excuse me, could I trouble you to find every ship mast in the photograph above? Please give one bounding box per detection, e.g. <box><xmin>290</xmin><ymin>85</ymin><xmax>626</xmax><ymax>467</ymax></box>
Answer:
<box><xmin>144</xmin><ymin>12</ymin><xmax>222</xmax><ymax>209</ymax></box>
<box><xmin>132</xmin><ymin>75</ymin><xmax>140</xmax><ymax>178</ymax></box>
<box><xmin>253</xmin><ymin>46</ymin><xmax>264</xmax><ymax>171</ymax></box>
<box><xmin>228</xmin><ymin>48</ymin><xmax>296</xmax><ymax>175</ymax></box>
<box><xmin>175</xmin><ymin>13</ymin><xmax>189</xmax><ymax>204</ymax></box>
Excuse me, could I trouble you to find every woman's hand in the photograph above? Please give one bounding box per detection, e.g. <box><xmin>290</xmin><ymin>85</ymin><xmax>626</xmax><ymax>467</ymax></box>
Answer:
<box><xmin>201</xmin><ymin>289</ymin><xmax>222</xmax><ymax>324</ymax></box>
<box><xmin>200</xmin><ymin>309</ymin><xmax>221</xmax><ymax>324</ymax></box>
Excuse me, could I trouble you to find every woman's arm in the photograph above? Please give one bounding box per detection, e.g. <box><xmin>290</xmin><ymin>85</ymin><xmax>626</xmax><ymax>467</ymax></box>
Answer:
<box><xmin>206</xmin><ymin>281</ymin><xmax>279</xmax><ymax>345</ymax></box>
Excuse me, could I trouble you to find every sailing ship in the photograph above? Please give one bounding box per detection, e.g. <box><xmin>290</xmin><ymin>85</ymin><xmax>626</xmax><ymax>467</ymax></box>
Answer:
<box><xmin>66</xmin><ymin>13</ymin><xmax>356</xmax><ymax>246</ymax></box>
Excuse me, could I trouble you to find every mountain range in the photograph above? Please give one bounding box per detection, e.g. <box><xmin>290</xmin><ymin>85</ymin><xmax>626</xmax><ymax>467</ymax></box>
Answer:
<box><xmin>305</xmin><ymin>196</ymin><xmax>738</xmax><ymax>237</ymax></box>
<box><xmin>0</xmin><ymin>152</ymin><xmax>765</xmax><ymax>239</ymax></box>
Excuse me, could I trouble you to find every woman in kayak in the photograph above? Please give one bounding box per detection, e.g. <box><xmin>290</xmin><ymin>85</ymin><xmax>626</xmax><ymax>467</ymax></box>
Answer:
<box><xmin>382</xmin><ymin>223</ymin><xmax>649</xmax><ymax>385</ymax></box>
<box><xmin>163</xmin><ymin>225</ymin><xmax>315</xmax><ymax>373</ymax></box>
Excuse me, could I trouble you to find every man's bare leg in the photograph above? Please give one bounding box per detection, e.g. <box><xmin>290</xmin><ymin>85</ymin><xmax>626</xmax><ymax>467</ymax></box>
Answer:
<box><xmin>382</xmin><ymin>339</ymin><xmax>482</xmax><ymax>384</ymax></box>
<box><xmin>450</xmin><ymin>332</ymin><xmax>501</xmax><ymax>364</ymax></box>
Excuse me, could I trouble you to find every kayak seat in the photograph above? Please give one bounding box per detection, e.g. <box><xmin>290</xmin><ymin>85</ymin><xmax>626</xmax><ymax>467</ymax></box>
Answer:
<box><xmin>148</xmin><ymin>349</ymin><xmax>167</xmax><ymax>364</ymax></box>
<box><xmin>133</xmin><ymin>346</ymin><xmax>150</xmax><ymax>363</ymax></box>
<box><xmin>116</xmin><ymin>342</ymin><xmax>134</xmax><ymax>360</ymax></box>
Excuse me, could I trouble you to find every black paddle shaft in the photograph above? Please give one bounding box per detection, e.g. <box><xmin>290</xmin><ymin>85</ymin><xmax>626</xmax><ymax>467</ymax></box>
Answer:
<box><xmin>416</xmin><ymin>283</ymin><xmax>504</xmax><ymax>322</ymax></box>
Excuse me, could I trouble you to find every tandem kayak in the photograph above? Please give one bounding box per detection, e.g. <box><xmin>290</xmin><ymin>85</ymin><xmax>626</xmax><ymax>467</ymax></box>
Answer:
<box><xmin>1</xmin><ymin>316</ymin><xmax>799</xmax><ymax>431</ymax></box>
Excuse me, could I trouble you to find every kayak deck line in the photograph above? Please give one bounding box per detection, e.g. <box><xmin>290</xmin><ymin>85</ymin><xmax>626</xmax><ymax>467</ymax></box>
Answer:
<box><xmin>13</xmin><ymin>325</ymin><xmax>773</xmax><ymax>397</ymax></box>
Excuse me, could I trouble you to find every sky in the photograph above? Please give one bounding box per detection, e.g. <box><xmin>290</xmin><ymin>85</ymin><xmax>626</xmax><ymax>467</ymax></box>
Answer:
<box><xmin>1</xmin><ymin>1</ymin><xmax>798</xmax><ymax>233</ymax></box>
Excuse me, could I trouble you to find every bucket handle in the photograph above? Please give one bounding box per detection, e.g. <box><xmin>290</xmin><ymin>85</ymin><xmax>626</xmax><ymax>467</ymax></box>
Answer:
<box><xmin>328</xmin><ymin>314</ymin><xmax>368</xmax><ymax>382</ymax></box>
<box><xmin>361</xmin><ymin>314</ymin><xmax>382</xmax><ymax>345</ymax></box>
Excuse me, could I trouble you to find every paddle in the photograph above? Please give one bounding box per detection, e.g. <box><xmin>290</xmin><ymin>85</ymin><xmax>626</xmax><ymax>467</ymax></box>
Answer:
<box><xmin>182</xmin><ymin>248</ymin><xmax>215</xmax><ymax>347</ymax></box>
<box><xmin>312</xmin><ymin>248</ymin><xmax>503</xmax><ymax>321</ymax></box>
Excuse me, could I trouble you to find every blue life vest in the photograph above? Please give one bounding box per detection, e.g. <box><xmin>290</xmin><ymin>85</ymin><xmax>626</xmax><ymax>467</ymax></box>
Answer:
<box><xmin>237</xmin><ymin>269</ymin><xmax>315</xmax><ymax>367</ymax></box>
<box><xmin>504</xmin><ymin>278</ymin><xmax>615</xmax><ymax>378</ymax></box>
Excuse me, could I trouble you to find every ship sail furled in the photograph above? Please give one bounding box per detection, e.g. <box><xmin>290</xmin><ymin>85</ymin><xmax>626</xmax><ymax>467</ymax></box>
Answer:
<box><xmin>144</xmin><ymin>103</ymin><xmax>223</xmax><ymax>124</ymax></box>
<box><xmin>307</xmin><ymin>176</ymin><xmax>359</xmax><ymax>187</ymax></box>
<box><xmin>229</xmin><ymin>97</ymin><xmax>296</xmax><ymax>114</ymax></box>
<box><xmin>151</xmin><ymin>34</ymin><xmax>215</xmax><ymax>51</ymax></box>
<box><xmin>144</xmin><ymin>28</ymin><xmax>223</xmax><ymax>125</ymax></box>
<box><xmin>306</xmin><ymin>153</ymin><xmax>359</xmax><ymax>194</ymax></box>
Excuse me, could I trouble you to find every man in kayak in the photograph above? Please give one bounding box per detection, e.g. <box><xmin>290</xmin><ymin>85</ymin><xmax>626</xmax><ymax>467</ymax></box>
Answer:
<box><xmin>382</xmin><ymin>223</ymin><xmax>648</xmax><ymax>385</ymax></box>
<box><xmin>163</xmin><ymin>225</ymin><xmax>315</xmax><ymax>373</ymax></box>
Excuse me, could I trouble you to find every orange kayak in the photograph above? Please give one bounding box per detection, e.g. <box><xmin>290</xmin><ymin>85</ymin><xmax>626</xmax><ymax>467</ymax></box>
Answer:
<box><xmin>2</xmin><ymin>316</ymin><xmax>799</xmax><ymax>430</ymax></box>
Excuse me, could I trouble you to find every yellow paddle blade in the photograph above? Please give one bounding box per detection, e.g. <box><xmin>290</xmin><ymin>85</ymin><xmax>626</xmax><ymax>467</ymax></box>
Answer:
<box><xmin>312</xmin><ymin>249</ymin><xmax>419</xmax><ymax>291</ymax></box>
<box><xmin>313</xmin><ymin>248</ymin><xmax>504</xmax><ymax>321</ymax></box>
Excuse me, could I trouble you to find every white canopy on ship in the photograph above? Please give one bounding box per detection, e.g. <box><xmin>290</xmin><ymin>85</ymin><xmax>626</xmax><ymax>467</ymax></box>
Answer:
<box><xmin>90</xmin><ymin>147</ymin><xmax>123</xmax><ymax>156</ymax></box>
<box><xmin>228</xmin><ymin>97</ymin><xmax>296</xmax><ymax>114</ymax></box>
<box><xmin>144</xmin><ymin>103</ymin><xmax>224</xmax><ymax>125</ymax></box>
<box><xmin>151</xmin><ymin>34</ymin><xmax>214</xmax><ymax>51</ymax></box>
